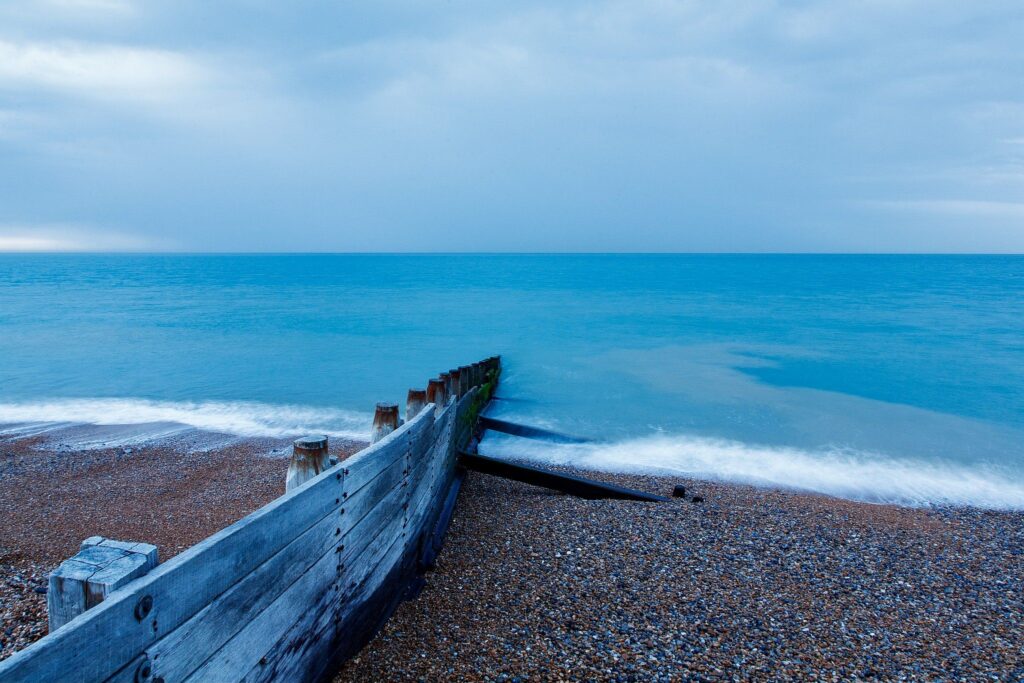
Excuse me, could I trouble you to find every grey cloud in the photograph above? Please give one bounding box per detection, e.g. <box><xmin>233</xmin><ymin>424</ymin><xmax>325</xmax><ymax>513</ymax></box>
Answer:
<box><xmin>0</xmin><ymin>0</ymin><xmax>1021</xmax><ymax>251</ymax></box>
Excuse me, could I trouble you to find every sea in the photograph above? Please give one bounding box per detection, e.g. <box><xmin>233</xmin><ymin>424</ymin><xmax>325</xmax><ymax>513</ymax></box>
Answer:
<box><xmin>1</xmin><ymin>254</ymin><xmax>1022</xmax><ymax>509</ymax></box>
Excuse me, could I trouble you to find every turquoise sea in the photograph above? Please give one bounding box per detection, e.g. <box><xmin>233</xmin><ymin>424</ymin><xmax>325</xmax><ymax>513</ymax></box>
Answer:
<box><xmin>1</xmin><ymin>254</ymin><xmax>1022</xmax><ymax>508</ymax></box>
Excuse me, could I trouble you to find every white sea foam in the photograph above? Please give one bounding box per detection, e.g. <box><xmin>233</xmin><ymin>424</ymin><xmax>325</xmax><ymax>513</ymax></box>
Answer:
<box><xmin>0</xmin><ymin>398</ymin><xmax>372</xmax><ymax>442</ymax></box>
<box><xmin>480</xmin><ymin>431</ymin><xmax>1024</xmax><ymax>510</ymax></box>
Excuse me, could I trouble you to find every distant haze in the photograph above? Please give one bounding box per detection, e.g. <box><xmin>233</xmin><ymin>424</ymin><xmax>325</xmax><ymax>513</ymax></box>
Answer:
<box><xmin>0</xmin><ymin>1</ymin><xmax>1022</xmax><ymax>252</ymax></box>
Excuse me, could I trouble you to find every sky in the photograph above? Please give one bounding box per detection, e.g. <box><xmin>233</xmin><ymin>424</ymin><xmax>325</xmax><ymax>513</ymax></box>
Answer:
<box><xmin>0</xmin><ymin>0</ymin><xmax>1022</xmax><ymax>253</ymax></box>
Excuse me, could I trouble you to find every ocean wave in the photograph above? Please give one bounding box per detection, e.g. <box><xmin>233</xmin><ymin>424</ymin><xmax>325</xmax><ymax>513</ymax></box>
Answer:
<box><xmin>0</xmin><ymin>398</ymin><xmax>372</xmax><ymax>440</ymax></box>
<box><xmin>479</xmin><ymin>431</ymin><xmax>1024</xmax><ymax>510</ymax></box>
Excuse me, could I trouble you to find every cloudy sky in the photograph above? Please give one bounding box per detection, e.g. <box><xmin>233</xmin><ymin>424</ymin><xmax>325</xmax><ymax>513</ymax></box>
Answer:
<box><xmin>0</xmin><ymin>0</ymin><xmax>1022</xmax><ymax>252</ymax></box>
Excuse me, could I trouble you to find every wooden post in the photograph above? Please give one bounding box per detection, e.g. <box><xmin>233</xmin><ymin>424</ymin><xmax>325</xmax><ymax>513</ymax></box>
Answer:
<box><xmin>448</xmin><ymin>369</ymin><xmax>462</xmax><ymax>399</ymax></box>
<box><xmin>47</xmin><ymin>537</ymin><xmax>159</xmax><ymax>632</ymax></box>
<box><xmin>459</xmin><ymin>366</ymin><xmax>471</xmax><ymax>395</ymax></box>
<box><xmin>473</xmin><ymin>362</ymin><xmax>484</xmax><ymax>386</ymax></box>
<box><xmin>427</xmin><ymin>378</ymin><xmax>447</xmax><ymax>415</ymax></box>
<box><xmin>371</xmin><ymin>403</ymin><xmax>399</xmax><ymax>443</ymax></box>
<box><xmin>406</xmin><ymin>389</ymin><xmax>427</xmax><ymax>422</ymax></box>
<box><xmin>285</xmin><ymin>435</ymin><xmax>330</xmax><ymax>492</ymax></box>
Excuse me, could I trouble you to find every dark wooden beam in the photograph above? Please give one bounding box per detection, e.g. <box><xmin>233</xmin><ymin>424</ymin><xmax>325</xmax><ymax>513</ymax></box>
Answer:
<box><xmin>478</xmin><ymin>416</ymin><xmax>591</xmax><ymax>444</ymax></box>
<box><xmin>458</xmin><ymin>452</ymin><xmax>668</xmax><ymax>502</ymax></box>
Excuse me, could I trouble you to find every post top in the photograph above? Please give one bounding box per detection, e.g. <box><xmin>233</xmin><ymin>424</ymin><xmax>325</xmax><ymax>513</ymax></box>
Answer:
<box><xmin>294</xmin><ymin>435</ymin><xmax>328</xmax><ymax>449</ymax></box>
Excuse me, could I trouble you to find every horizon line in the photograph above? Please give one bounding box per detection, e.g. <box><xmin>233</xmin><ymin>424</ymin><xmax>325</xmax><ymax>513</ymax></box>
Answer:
<box><xmin>0</xmin><ymin>250</ymin><xmax>1022</xmax><ymax>257</ymax></box>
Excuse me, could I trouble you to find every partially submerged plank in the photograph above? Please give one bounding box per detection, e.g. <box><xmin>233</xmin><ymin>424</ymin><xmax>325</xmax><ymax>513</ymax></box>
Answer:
<box><xmin>479</xmin><ymin>415</ymin><xmax>591</xmax><ymax>444</ymax></box>
<box><xmin>460</xmin><ymin>452</ymin><xmax>669</xmax><ymax>502</ymax></box>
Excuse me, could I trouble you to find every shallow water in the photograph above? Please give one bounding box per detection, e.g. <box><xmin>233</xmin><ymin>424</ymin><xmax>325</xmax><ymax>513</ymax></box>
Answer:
<box><xmin>1</xmin><ymin>254</ymin><xmax>1022</xmax><ymax>507</ymax></box>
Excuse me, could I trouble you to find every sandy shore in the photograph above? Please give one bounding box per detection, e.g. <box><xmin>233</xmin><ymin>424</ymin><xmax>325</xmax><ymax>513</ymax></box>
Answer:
<box><xmin>3</xmin><ymin>437</ymin><xmax>1022</xmax><ymax>680</ymax></box>
<box><xmin>335</xmin><ymin>467</ymin><xmax>1024</xmax><ymax>682</ymax></box>
<box><xmin>0</xmin><ymin>431</ymin><xmax>362</xmax><ymax>660</ymax></box>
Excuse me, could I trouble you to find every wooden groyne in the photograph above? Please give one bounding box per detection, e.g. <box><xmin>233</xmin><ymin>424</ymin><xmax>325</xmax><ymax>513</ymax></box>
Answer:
<box><xmin>0</xmin><ymin>357</ymin><xmax>501</xmax><ymax>683</ymax></box>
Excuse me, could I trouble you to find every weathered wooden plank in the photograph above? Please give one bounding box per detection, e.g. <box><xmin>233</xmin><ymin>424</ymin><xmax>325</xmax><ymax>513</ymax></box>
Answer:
<box><xmin>176</xmin><ymin>418</ymin><xmax>421</xmax><ymax>683</ymax></box>
<box><xmin>342</xmin><ymin>454</ymin><xmax>406</xmax><ymax>526</ymax></box>
<box><xmin>421</xmin><ymin>468</ymin><xmax>466</xmax><ymax>570</ymax></box>
<box><xmin>405</xmin><ymin>453</ymin><xmax>444</xmax><ymax>538</ymax></box>
<box><xmin>115</xmin><ymin>511</ymin><xmax>341</xmax><ymax>683</ymax></box>
<box><xmin>188</xmin><ymin>484</ymin><xmax>409</xmax><ymax>683</ymax></box>
<box><xmin>240</xmin><ymin>506</ymin><xmax>412</xmax><ymax>683</ymax></box>
<box><xmin>406</xmin><ymin>398</ymin><xmax>457</xmax><ymax>536</ymax></box>
<box><xmin>341</xmin><ymin>408</ymin><xmax>430</xmax><ymax>493</ymax></box>
<box><xmin>253</xmin><ymin>376</ymin><xmax>486</xmax><ymax>683</ymax></box>
<box><xmin>0</xmin><ymin>460</ymin><xmax>348</xmax><ymax>683</ymax></box>
<box><xmin>182</xmin><ymin>532</ymin><xmax>342</xmax><ymax>683</ymax></box>
<box><xmin>452</xmin><ymin>387</ymin><xmax>478</xmax><ymax>452</ymax></box>
<box><xmin>256</xmin><ymin>388</ymin><xmax>474</xmax><ymax>683</ymax></box>
<box><xmin>405</xmin><ymin>403</ymin><xmax>446</xmax><ymax>492</ymax></box>
<box><xmin>111</xmin><ymin>451</ymin><xmax>412</xmax><ymax>683</ymax></box>
<box><xmin>404</xmin><ymin>483</ymin><xmax>434</xmax><ymax>549</ymax></box>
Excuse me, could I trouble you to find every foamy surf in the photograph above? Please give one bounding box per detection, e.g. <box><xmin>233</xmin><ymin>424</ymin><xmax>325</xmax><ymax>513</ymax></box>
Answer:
<box><xmin>0</xmin><ymin>398</ymin><xmax>373</xmax><ymax>445</ymax></box>
<box><xmin>479</xmin><ymin>431</ymin><xmax>1024</xmax><ymax>510</ymax></box>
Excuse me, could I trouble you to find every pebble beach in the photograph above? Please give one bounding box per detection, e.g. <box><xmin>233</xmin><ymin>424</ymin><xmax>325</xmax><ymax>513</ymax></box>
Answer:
<box><xmin>0</xmin><ymin>432</ymin><xmax>360</xmax><ymax>660</ymax></box>
<box><xmin>336</xmin><ymin>466</ymin><xmax>1024</xmax><ymax>682</ymax></box>
<box><xmin>2</xmin><ymin>437</ymin><xmax>1022</xmax><ymax>680</ymax></box>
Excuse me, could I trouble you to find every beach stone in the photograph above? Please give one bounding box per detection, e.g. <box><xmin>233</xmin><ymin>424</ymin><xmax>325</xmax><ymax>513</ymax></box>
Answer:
<box><xmin>672</xmin><ymin>485</ymin><xmax>686</xmax><ymax>498</ymax></box>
